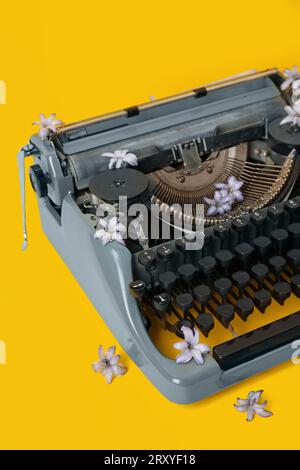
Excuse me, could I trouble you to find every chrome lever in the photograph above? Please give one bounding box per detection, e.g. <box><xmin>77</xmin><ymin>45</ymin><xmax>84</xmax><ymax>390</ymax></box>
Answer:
<box><xmin>18</xmin><ymin>144</ymin><xmax>35</xmax><ymax>251</ymax></box>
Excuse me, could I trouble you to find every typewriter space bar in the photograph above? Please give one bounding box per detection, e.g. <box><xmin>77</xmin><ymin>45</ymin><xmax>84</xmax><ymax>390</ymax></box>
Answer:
<box><xmin>213</xmin><ymin>312</ymin><xmax>300</xmax><ymax>371</ymax></box>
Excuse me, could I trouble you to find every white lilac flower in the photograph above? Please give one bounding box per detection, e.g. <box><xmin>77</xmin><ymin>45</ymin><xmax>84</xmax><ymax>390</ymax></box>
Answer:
<box><xmin>173</xmin><ymin>326</ymin><xmax>210</xmax><ymax>365</ymax></box>
<box><xmin>92</xmin><ymin>345</ymin><xmax>127</xmax><ymax>384</ymax></box>
<box><xmin>234</xmin><ymin>390</ymin><xmax>273</xmax><ymax>422</ymax></box>
<box><xmin>292</xmin><ymin>79</ymin><xmax>300</xmax><ymax>102</ymax></box>
<box><xmin>94</xmin><ymin>216</ymin><xmax>126</xmax><ymax>246</ymax></box>
<box><xmin>204</xmin><ymin>191</ymin><xmax>233</xmax><ymax>216</ymax></box>
<box><xmin>32</xmin><ymin>113</ymin><xmax>63</xmax><ymax>139</ymax></box>
<box><xmin>281</xmin><ymin>66</ymin><xmax>300</xmax><ymax>91</ymax></box>
<box><xmin>102</xmin><ymin>149</ymin><xmax>138</xmax><ymax>169</ymax></box>
<box><xmin>215</xmin><ymin>176</ymin><xmax>244</xmax><ymax>203</ymax></box>
<box><xmin>280</xmin><ymin>100</ymin><xmax>300</xmax><ymax>128</ymax></box>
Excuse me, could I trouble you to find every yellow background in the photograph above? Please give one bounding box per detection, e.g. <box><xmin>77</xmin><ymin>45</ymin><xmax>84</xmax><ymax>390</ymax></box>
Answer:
<box><xmin>1</xmin><ymin>0</ymin><xmax>300</xmax><ymax>450</ymax></box>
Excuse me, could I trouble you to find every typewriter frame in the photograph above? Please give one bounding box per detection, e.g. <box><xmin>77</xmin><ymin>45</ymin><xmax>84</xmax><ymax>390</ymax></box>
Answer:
<box><xmin>20</xmin><ymin>68</ymin><xmax>300</xmax><ymax>403</ymax></box>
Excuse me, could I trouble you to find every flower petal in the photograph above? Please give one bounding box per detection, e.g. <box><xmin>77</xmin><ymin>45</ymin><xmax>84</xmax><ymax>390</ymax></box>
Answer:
<box><xmin>98</xmin><ymin>345</ymin><xmax>105</xmax><ymax>360</ymax></box>
<box><xmin>253</xmin><ymin>406</ymin><xmax>273</xmax><ymax>418</ymax></box>
<box><xmin>102</xmin><ymin>152</ymin><xmax>116</xmax><ymax>158</ymax></box>
<box><xmin>108</xmin><ymin>158</ymin><xmax>116</xmax><ymax>169</ymax></box>
<box><xmin>116</xmin><ymin>159</ymin><xmax>123</xmax><ymax>169</ymax></box>
<box><xmin>176</xmin><ymin>349</ymin><xmax>193</xmax><ymax>364</ymax></box>
<box><xmin>173</xmin><ymin>341</ymin><xmax>188</xmax><ymax>351</ymax></box>
<box><xmin>181</xmin><ymin>326</ymin><xmax>194</xmax><ymax>344</ymax></box>
<box><xmin>280</xmin><ymin>115</ymin><xmax>293</xmax><ymax>126</ymax></box>
<box><xmin>112</xmin><ymin>364</ymin><xmax>127</xmax><ymax>376</ymax></box>
<box><xmin>191</xmin><ymin>348</ymin><xmax>204</xmax><ymax>364</ymax></box>
<box><xmin>190</xmin><ymin>328</ymin><xmax>199</xmax><ymax>346</ymax></box>
<box><xmin>247</xmin><ymin>408</ymin><xmax>255</xmax><ymax>421</ymax></box>
<box><xmin>207</xmin><ymin>206</ymin><xmax>217</xmax><ymax>216</ymax></box>
<box><xmin>92</xmin><ymin>360</ymin><xmax>104</xmax><ymax>373</ymax></box>
<box><xmin>101</xmin><ymin>366</ymin><xmax>113</xmax><ymax>384</ymax></box>
<box><xmin>234</xmin><ymin>404</ymin><xmax>248</xmax><ymax>412</ymax></box>
<box><xmin>249</xmin><ymin>390</ymin><xmax>263</xmax><ymax>402</ymax></box>
<box><xmin>106</xmin><ymin>346</ymin><xmax>116</xmax><ymax>359</ymax></box>
<box><xmin>194</xmin><ymin>343</ymin><xmax>210</xmax><ymax>354</ymax></box>
<box><xmin>124</xmin><ymin>153</ymin><xmax>138</xmax><ymax>166</ymax></box>
<box><xmin>236</xmin><ymin>398</ymin><xmax>250</xmax><ymax>406</ymax></box>
<box><xmin>110</xmin><ymin>354</ymin><xmax>120</xmax><ymax>365</ymax></box>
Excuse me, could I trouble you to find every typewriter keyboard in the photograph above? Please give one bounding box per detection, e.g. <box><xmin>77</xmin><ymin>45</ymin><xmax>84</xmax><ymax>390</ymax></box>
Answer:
<box><xmin>130</xmin><ymin>196</ymin><xmax>300</xmax><ymax>370</ymax></box>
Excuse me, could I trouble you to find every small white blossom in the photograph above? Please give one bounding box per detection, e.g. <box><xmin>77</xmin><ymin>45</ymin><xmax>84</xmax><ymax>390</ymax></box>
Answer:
<box><xmin>281</xmin><ymin>66</ymin><xmax>300</xmax><ymax>91</ymax></box>
<box><xmin>215</xmin><ymin>176</ymin><xmax>244</xmax><ymax>203</ymax></box>
<box><xmin>102</xmin><ymin>149</ymin><xmax>138</xmax><ymax>169</ymax></box>
<box><xmin>33</xmin><ymin>113</ymin><xmax>63</xmax><ymax>139</ymax></box>
<box><xmin>234</xmin><ymin>390</ymin><xmax>273</xmax><ymax>422</ymax></box>
<box><xmin>92</xmin><ymin>345</ymin><xmax>127</xmax><ymax>384</ymax></box>
<box><xmin>94</xmin><ymin>216</ymin><xmax>126</xmax><ymax>246</ymax></box>
<box><xmin>173</xmin><ymin>326</ymin><xmax>210</xmax><ymax>365</ymax></box>
<box><xmin>292</xmin><ymin>79</ymin><xmax>300</xmax><ymax>103</ymax></box>
<box><xmin>280</xmin><ymin>100</ymin><xmax>300</xmax><ymax>128</ymax></box>
<box><xmin>204</xmin><ymin>191</ymin><xmax>233</xmax><ymax>216</ymax></box>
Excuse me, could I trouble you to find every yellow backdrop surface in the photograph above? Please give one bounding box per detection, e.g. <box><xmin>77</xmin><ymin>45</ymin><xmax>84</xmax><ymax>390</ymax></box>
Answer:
<box><xmin>0</xmin><ymin>0</ymin><xmax>300</xmax><ymax>450</ymax></box>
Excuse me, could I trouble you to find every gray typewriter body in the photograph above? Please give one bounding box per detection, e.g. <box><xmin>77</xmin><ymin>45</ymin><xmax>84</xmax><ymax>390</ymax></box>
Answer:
<box><xmin>19</xmin><ymin>69</ymin><xmax>300</xmax><ymax>403</ymax></box>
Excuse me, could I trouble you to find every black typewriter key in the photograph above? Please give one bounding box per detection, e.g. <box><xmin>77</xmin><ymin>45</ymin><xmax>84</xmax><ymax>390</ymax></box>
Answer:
<box><xmin>202</xmin><ymin>233</ymin><xmax>213</xmax><ymax>256</ymax></box>
<box><xmin>198</xmin><ymin>256</ymin><xmax>216</xmax><ymax>281</ymax></box>
<box><xmin>284</xmin><ymin>199</ymin><xmax>300</xmax><ymax>223</ymax></box>
<box><xmin>286</xmin><ymin>249</ymin><xmax>300</xmax><ymax>273</ymax></box>
<box><xmin>232</xmin><ymin>271</ymin><xmax>250</xmax><ymax>295</ymax></box>
<box><xmin>270</xmin><ymin>229</ymin><xmax>289</xmax><ymax>255</ymax></box>
<box><xmin>175</xmin><ymin>239</ymin><xmax>190</xmax><ymax>262</ymax></box>
<box><xmin>215</xmin><ymin>250</ymin><xmax>234</xmax><ymax>274</ymax></box>
<box><xmin>268</xmin><ymin>256</ymin><xmax>286</xmax><ymax>279</ymax></box>
<box><xmin>158</xmin><ymin>271</ymin><xmax>177</xmax><ymax>293</ymax></box>
<box><xmin>175</xmin><ymin>293</ymin><xmax>193</xmax><ymax>315</ymax></box>
<box><xmin>129</xmin><ymin>280</ymin><xmax>146</xmax><ymax>299</ymax></box>
<box><xmin>231</xmin><ymin>216</ymin><xmax>248</xmax><ymax>242</ymax></box>
<box><xmin>138</xmin><ymin>250</ymin><xmax>157</xmax><ymax>289</ymax></box>
<box><xmin>138</xmin><ymin>250</ymin><xmax>156</xmax><ymax>269</ymax></box>
<box><xmin>268</xmin><ymin>204</ymin><xmax>285</xmax><ymax>228</ymax></box>
<box><xmin>234</xmin><ymin>243</ymin><xmax>254</xmax><ymax>268</ymax></box>
<box><xmin>254</xmin><ymin>288</ymin><xmax>272</xmax><ymax>313</ymax></box>
<box><xmin>175</xmin><ymin>319</ymin><xmax>195</xmax><ymax>338</ymax></box>
<box><xmin>253</xmin><ymin>236</ymin><xmax>271</xmax><ymax>261</ymax></box>
<box><xmin>235</xmin><ymin>297</ymin><xmax>254</xmax><ymax>321</ymax></box>
<box><xmin>193</xmin><ymin>285</ymin><xmax>211</xmax><ymax>308</ymax></box>
<box><xmin>152</xmin><ymin>293</ymin><xmax>171</xmax><ymax>314</ymax></box>
<box><xmin>291</xmin><ymin>274</ymin><xmax>300</xmax><ymax>297</ymax></box>
<box><xmin>177</xmin><ymin>264</ymin><xmax>196</xmax><ymax>285</ymax></box>
<box><xmin>195</xmin><ymin>313</ymin><xmax>214</xmax><ymax>337</ymax></box>
<box><xmin>213</xmin><ymin>221</ymin><xmax>232</xmax><ymax>249</ymax></box>
<box><xmin>251</xmin><ymin>263</ymin><xmax>269</xmax><ymax>288</ymax></box>
<box><xmin>157</xmin><ymin>244</ymin><xmax>175</xmax><ymax>270</ymax></box>
<box><xmin>214</xmin><ymin>304</ymin><xmax>235</xmax><ymax>328</ymax></box>
<box><xmin>250</xmin><ymin>209</ymin><xmax>267</xmax><ymax>236</ymax></box>
<box><xmin>214</xmin><ymin>278</ymin><xmax>232</xmax><ymax>301</ymax></box>
<box><xmin>288</xmin><ymin>223</ymin><xmax>300</xmax><ymax>248</ymax></box>
<box><xmin>272</xmin><ymin>282</ymin><xmax>291</xmax><ymax>305</ymax></box>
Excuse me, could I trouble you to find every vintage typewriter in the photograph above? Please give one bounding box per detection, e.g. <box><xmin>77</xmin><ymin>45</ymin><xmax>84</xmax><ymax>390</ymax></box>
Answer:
<box><xmin>18</xmin><ymin>68</ymin><xmax>300</xmax><ymax>403</ymax></box>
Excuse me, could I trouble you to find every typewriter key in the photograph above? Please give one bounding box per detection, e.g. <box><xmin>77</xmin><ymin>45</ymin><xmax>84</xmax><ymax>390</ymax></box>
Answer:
<box><xmin>272</xmin><ymin>282</ymin><xmax>291</xmax><ymax>305</ymax></box>
<box><xmin>235</xmin><ymin>297</ymin><xmax>254</xmax><ymax>321</ymax></box>
<box><xmin>286</xmin><ymin>249</ymin><xmax>300</xmax><ymax>272</ymax></box>
<box><xmin>175</xmin><ymin>319</ymin><xmax>195</xmax><ymax>338</ymax></box>
<box><xmin>129</xmin><ymin>280</ymin><xmax>146</xmax><ymax>299</ymax></box>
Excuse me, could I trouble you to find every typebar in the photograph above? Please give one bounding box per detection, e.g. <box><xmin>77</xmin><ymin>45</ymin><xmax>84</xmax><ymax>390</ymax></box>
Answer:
<box><xmin>213</xmin><ymin>311</ymin><xmax>300</xmax><ymax>370</ymax></box>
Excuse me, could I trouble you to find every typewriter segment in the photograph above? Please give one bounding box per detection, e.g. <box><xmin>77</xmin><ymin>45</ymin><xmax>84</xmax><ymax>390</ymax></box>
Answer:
<box><xmin>22</xmin><ymin>68</ymin><xmax>300</xmax><ymax>403</ymax></box>
<box><xmin>130</xmin><ymin>197</ymin><xmax>300</xmax><ymax>370</ymax></box>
